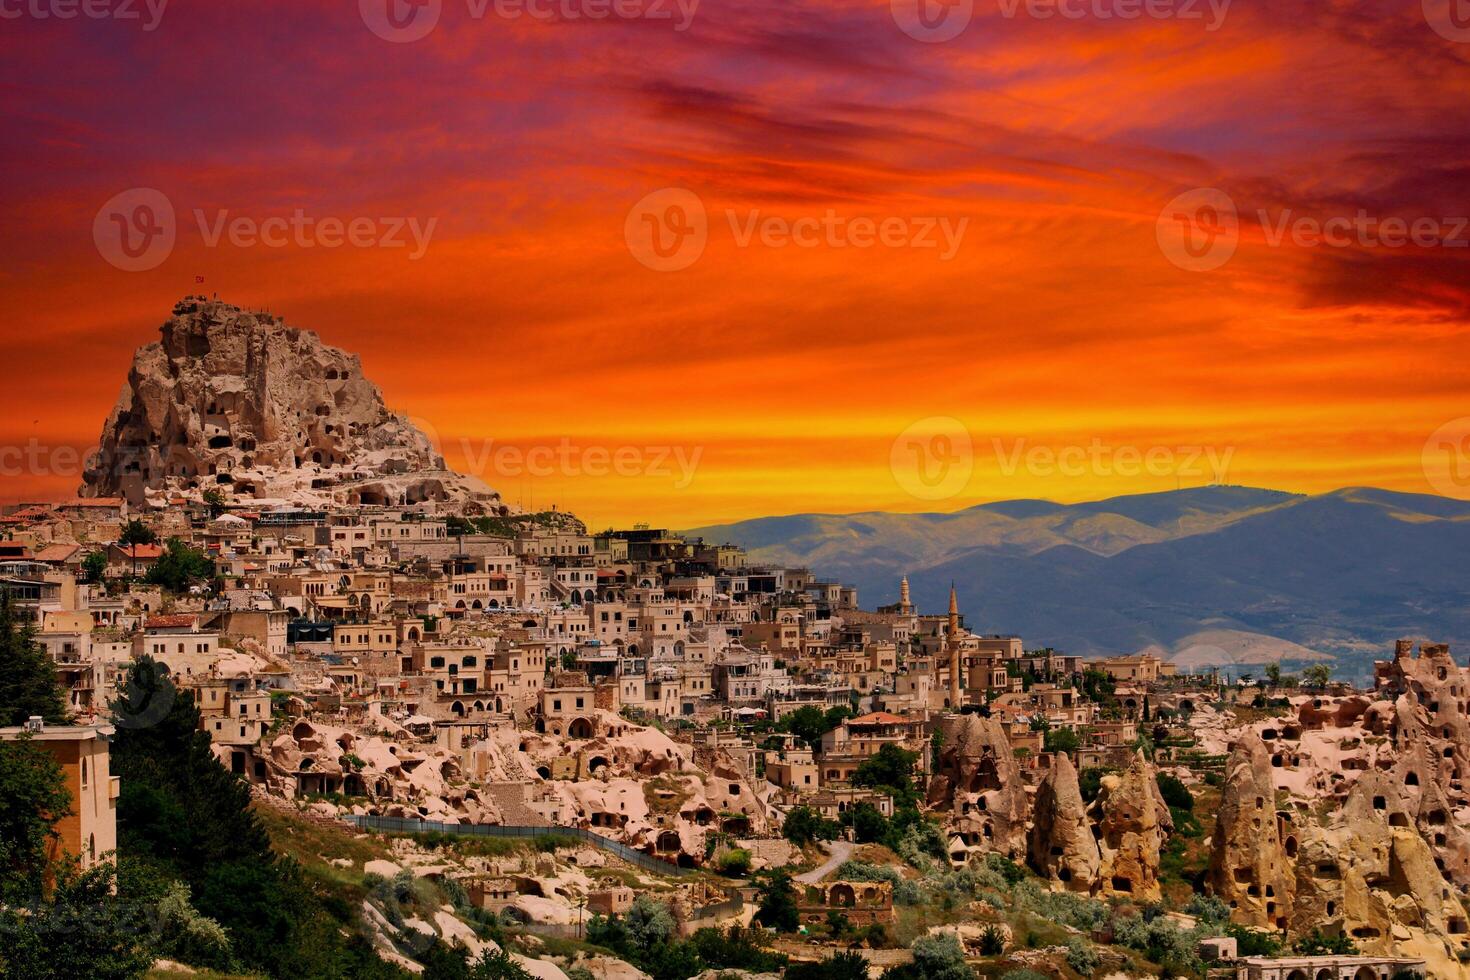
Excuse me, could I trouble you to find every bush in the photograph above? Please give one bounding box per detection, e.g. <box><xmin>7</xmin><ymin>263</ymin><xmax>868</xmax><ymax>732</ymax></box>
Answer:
<box><xmin>1296</xmin><ymin>929</ymin><xmax>1358</xmax><ymax>956</ymax></box>
<box><xmin>998</xmin><ymin>972</ymin><xmax>1049</xmax><ymax>980</ymax></box>
<box><xmin>1227</xmin><ymin>924</ymin><xmax>1283</xmax><ymax>957</ymax></box>
<box><xmin>984</xmin><ymin>853</ymin><xmax>1026</xmax><ymax>886</ymax></box>
<box><xmin>717</xmin><ymin>848</ymin><xmax>752</xmax><ymax>877</ymax></box>
<box><xmin>688</xmin><ymin>925</ymin><xmax>787</xmax><ymax>973</ymax></box>
<box><xmin>626</xmin><ymin>894</ymin><xmax>676</xmax><ymax>948</ymax></box>
<box><xmin>1066</xmin><ymin>937</ymin><xmax>1099</xmax><ymax>976</ymax></box>
<box><xmin>1184</xmin><ymin>893</ymin><xmax>1230</xmax><ymax>925</ymax></box>
<box><xmin>907</xmin><ymin>932</ymin><xmax>973</xmax><ymax>980</ymax></box>
<box><xmin>837</xmin><ymin>861</ymin><xmax>901</xmax><ymax>884</ymax></box>
<box><xmin>977</xmin><ymin>923</ymin><xmax>1006</xmax><ymax>955</ymax></box>
<box><xmin>155</xmin><ymin>880</ymin><xmax>234</xmax><ymax>971</ymax></box>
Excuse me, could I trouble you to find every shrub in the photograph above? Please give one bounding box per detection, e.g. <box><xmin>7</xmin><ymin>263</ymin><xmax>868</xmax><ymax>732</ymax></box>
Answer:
<box><xmin>717</xmin><ymin>848</ymin><xmax>752</xmax><ymax>877</ymax></box>
<box><xmin>837</xmin><ymin>861</ymin><xmax>901</xmax><ymax>884</ymax></box>
<box><xmin>155</xmin><ymin>880</ymin><xmax>235</xmax><ymax>971</ymax></box>
<box><xmin>1184</xmin><ymin>893</ymin><xmax>1230</xmax><ymax>925</ymax></box>
<box><xmin>984</xmin><ymin>853</ymin><xmax>1026</xmax><ymax>886</ymax></box>
<box><xmin>905</xmin><ymin>932</ymin><xmax>973</xmax><ymax>980</ymax></box>
<box><xmin>977</xmin><ymin>923</ymin><xmax>1006</xmax><ymax>955</ymax></box>
<box><xmin>1066</xmin><ymin>937</ymin><xmax>1099</xmax><ymax>976</ymax></box>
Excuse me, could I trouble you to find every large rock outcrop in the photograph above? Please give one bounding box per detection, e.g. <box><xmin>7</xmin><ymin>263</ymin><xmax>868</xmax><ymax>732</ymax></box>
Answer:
<box><xmin>927</xmin><ymin>713</ymin><xmax>1029</xmax><ymax>859</ymax></box>
<box><xmin>1026</xmin><ymin>752</ymin><xmax>1100</xmax><ymax>892</ymax></box>
<box><xmin>1208</xmin><ymin>731</ymin><xmax>1295</xmax><ymax>929</ymax></box>
<box><xmin>1091</xmin><ymin>751</ymin><xmax>1173</xmax><ymax>902</ymax></box>
<box><xmin>82</xmin><ymin>297</ymin><xmax>503</xmax><ymax>512</ymax></box>
<box><xmin>1288</xmin><ymin>770</ymin><xmax>1470</xmax><ymax>980</ymax></box>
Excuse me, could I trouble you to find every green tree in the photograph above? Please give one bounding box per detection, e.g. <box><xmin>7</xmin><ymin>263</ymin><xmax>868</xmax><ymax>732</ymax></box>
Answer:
<box><xmin>1078</xmin><ymin>767</ymin><xmax>1110</xmax><ymax>804</ymax></box>
<box><xmin>0</xmin><ymin>594</ymin><xmax>68</xmax><ymax>727</ymax></box>
<box><xmin>0</xmin><ymin>862</ymin><xmax>154</xmax><ymax>980</ymax></box>
<box><xmin>1066</xmin><ymin>937</ymin><xmax>1099</xmax><ymax>976</ymax></box>
<box><xmin>783</xmin><ymin>805</ymin><xmax>839</xmax><ymax>845</ymax></box>
<box><xmin>144</xmin><ymin>539</ymin><xmax>215</xmax><ymax>593</ymax></box>
<box><xmin>82</xmin><ymin>549</ymin><xmax>108</xmax><ymax>584</ymax></box>
<box><xmin>1043</xmin><ymin>726</ymin><xmax>1080</xmax><ymax>755</ymax></box>
<box><xmin>1265</xmin><ymin>662</ymin><xmax>1282</xmax><ymax>688</ymax></box>
<box><xmin>201</xmin><ymin>489</ymin><xmax>226</xmax><ymax>519</ymax></box>
<box><xmin>1302</xmin><ymin>664</ymin><xmax>1332</xmax><ymax>689</ymax></box>
<box><xmin>1081</xmin><ymin>668</ymin><xmax>1115</xmax><ymax>703</ymax></box>
<box><xmin>119</xmin><ymin>520</ymin><xmax>157</xmax><ymax>546</ymax></box>
<box><xmin>849</xmin><ymin>802</ymin><xmax>889</xmax><ymax>844</ymax></box>
<box><xmin>785</xmin><ymin>705</ymin><xmax>834</xmax><ymax>750</ymax></box>
<box><xmin>852</xmin><ymin>743</ymin><xmax>919</xmax><ymax>807</ymax></box>
<box><xmin>111</xmin><ymin>657</ymin><xmax>395</xmax><ymax>978</ymax></box>
<box><xmin>1156</xmin><ymin>772</ymin><xmax>1194</xmax><ymax>811</ymax></box>
<box><xmin>0</xmin><ymin>736</ymin><xmax>71</xmax><ymax>903</ymax></box>
<box><xmin>754</xmin><ymin>871</ymin><xmax>799</xmax><ymax>932</ymax></box>
<box><xmin>625</xmin><ymin>893</ymin><xmax>676</xmax><ymax>948</ymax></box>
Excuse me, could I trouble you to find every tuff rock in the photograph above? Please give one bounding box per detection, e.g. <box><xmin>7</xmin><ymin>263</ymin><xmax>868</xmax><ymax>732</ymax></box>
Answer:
<box><xmin>1026</xmin><ymin>750</ymin><xmax>1101</xmax><ymax>892</ymax></box>
<box><xmin>81</xmin><ymin>296</ymin><xmax>502</xmax><ymax>512</ymax></box>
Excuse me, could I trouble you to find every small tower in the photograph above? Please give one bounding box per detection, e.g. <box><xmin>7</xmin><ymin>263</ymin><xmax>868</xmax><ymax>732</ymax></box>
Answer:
<box><xmin>898</xmin><ymin>575</ymin><xmax>913</xmax><ymax>615</ymax></box>
<box><xmin>947</xmin><ymin>583</ymin><xmax>962</xmax><ymax>709</ymax></box>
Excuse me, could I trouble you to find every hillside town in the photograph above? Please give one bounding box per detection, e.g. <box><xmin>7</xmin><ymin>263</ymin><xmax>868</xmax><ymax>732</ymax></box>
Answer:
<box><xmin>0</xmin><ymin>301</ymin><xmax>1460</xmax><ymax>980</ymax></box>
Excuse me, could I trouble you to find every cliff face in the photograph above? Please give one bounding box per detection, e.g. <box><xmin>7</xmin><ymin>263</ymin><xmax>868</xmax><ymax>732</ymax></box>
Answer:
<box><xmin>82</xmin><ymin>297</ymin><xmax>501</xmax><ymax>512</ymax></box>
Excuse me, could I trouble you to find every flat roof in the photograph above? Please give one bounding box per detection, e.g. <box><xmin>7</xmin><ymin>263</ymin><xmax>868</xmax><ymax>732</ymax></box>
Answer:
<box><xmin>0</xmin><ymin>722</ymin><xmax>114</xmax><ymax>741</ymax></box>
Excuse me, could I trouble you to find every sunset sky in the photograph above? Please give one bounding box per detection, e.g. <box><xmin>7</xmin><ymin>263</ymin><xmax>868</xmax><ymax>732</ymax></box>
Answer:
<box><xmin>2</xmin><ymin>0</ymin><xmax>1469</xmax><ymax>527</ymax></box>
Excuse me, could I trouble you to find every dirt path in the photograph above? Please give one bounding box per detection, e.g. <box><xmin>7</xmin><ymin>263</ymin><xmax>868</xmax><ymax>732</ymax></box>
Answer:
<box><xmin>795</xmin><ymin>839</ymin><xmax>855</xmax><ymax>884</ymax></box>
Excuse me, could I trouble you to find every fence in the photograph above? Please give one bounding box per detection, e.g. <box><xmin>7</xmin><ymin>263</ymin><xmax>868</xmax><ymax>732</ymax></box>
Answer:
<box><xmin>344</xmin><ymin>814</ymin><xmax>691</xmax><ymax>877</ymax></box>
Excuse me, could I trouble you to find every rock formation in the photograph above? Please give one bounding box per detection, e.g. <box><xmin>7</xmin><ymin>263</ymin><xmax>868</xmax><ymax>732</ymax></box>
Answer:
<box><xmin>1026</xmin><ymin>751</ymin><xmax>1100</xmax><ymax>892</ymax></box>
<box><xmin>926</xmin><ymin>713</ymin><xmax>1030</xmax><ymax>859</ymax></box>
<box><xmin>1287</xmin><ymin>770</ymin><xmax>1470</xmax><ymax>980</ymax></box>
<box><xmin>82</xmin><ymin>296</ymin><xmax>503</xmax><ymax>512</ymax></box>
<box><xmin>1208</xmin><ymin>731</ymin><xmax>1295</xmax><ymax>929</ymax></box>
<box><xmin>1090</xmin><ymin>751</ymin><xmax>1173</xmax><ymax>902</ymax></box>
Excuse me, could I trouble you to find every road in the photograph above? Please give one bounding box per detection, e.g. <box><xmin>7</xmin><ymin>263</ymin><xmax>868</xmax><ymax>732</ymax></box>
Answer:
<box><xmin>795</xmin><ymin>840</ymin><xmax>855</xmax><ymax>884</ymax></box>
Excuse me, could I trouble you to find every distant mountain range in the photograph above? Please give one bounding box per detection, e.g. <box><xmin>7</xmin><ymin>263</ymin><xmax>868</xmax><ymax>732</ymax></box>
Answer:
<box><xmin>686</xmin><ymin>487</ymin><xmax>1470</xmax><ymax>680</ymax></box>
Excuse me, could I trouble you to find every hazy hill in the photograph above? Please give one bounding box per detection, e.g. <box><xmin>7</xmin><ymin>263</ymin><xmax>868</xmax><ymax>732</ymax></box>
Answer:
<box><xmin>687</xmin><ymin>487</ymin><xmax>1470</xmax><ymax>680</ymax></box>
